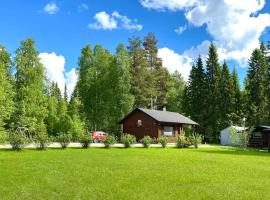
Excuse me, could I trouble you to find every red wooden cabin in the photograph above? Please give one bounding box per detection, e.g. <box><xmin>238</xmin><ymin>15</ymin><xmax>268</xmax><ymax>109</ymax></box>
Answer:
<box><xmin>119</xmin><ymin>108</ymin><xmax>198</xmax><ymax>142</ymax></box>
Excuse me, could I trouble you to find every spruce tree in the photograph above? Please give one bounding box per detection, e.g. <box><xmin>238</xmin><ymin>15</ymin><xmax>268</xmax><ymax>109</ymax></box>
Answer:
<box><xmin>219</xmin><ymin>61</ymin><xmax>234</xmax><ymax>127</ymax></box>
<box><xmin>184</xmin><ymin>56</ymin><xmax>208</xmax><ymax>133</ymax></box>
<box><xmin>245</xmin><ymin>48</ymin><xmax>268</xmax><ymax>125</ymax></box>
<box><xmin>205</xmin><ymin>43</ymin><xmax>222</xmax><ymax>141</ymax></box>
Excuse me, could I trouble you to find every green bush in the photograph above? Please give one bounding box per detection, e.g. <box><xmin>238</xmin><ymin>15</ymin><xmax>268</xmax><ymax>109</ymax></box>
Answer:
<box><xmin>56</xmin><ymin>133</ymin><xmax>72</xmax><ymax>149</ymax></box>
<box><xmin>102</xmin><ymin>135</ymin><xmax>116</xmax><ymax>148</ymax></box>
<box><xmin>140</xmin><ymin>135</ymin><xmax>152</xmax><ymax>148</ymax></box>
<box><xmin>121</xmin><ymin>134</ymin><xmax>136</xmax><ymax>148</ymax></box>
<box><xmin>0</xmin><ymin>131</ymin><xmax>7</xmax><ymax>144</ymax></box>
<box><xmin>189</xmin><ymin>134</ymin><xmax>202</xmax><ymax>148</ymax></box>
<box><xmin>34</xmin><ymin>122</ymin><xmax>49</xmax><ymax>150</ymax></box>
<box><xmin>176</xmin><ymin>134</ymin><xmax>189</xmax><ymax>148</ymax></box>
<box><xmin>158</xmin><ymin>136</ymin><xmax>168</xmax><ymax>148</ymax></box>
<box><xmin>8</xmin><ymin>132</ymin><xmax>28</xmax><ymax>150</ymax></box>
<box><xmin>79</xmin><ymin>133</ymin><xmax>92</xmax><ymax>148</ymax></box>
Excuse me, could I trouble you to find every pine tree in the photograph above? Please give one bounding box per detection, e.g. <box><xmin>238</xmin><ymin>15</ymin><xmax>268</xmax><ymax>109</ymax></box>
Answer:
<box><xmin>0</xmin><ymin>45</ymin><xmax>14</xmax><ymax>134</ymax></box>
<box><xmin>13</xmin><ymin>38</ymin><xmax>47</xmax><ymax>132</ymax></box>
<box><xmin>128</xmin><ymin>36</ymin><xmax>150</xmax><ymax>108</ymax></box>
<box><xmin>143</xmin><ymin>32</ymin><xmax>169</xmax><ymax>109</ymax></box>
<box><xmin>64</xmin><ymin>84</ymin><xmax>68</xmax><ymax>103</ymax></box>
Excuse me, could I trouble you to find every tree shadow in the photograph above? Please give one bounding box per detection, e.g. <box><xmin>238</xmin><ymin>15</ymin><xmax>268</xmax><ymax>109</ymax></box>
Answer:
<box><xmin>196</xmin><ymin>148</ymin><xmax>270</xmax><ymax>157</ymax></box>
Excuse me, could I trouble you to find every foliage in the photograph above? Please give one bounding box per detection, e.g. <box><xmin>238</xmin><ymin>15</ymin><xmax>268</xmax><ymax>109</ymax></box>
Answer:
<box><xmin>8</xmin><ymin>132</ymin><xmax>28</xmax><ymax>150</ymax></box>
<box><xmin>140</xmin><ymin>135</ymin><xmax>152</xmax><ymax>148</ymax></box>
<box><xmin>102</xmin><ymin>135</ymin><xmax>117</xmax><ymax>148</ymax></box>
<box><xmin>13</xmin><ymin>38</ymin><xmax>47</xmax><ymax>132</ymax></box>
<box><xmin>79</xmin><ymin>133</ymin><xmax>92</xmax><ymax>148</ymax></box>
<box><xmin>189</xmin><ymin>134</ymin><xmax>202</xmax><ymax>148</ymax></box>
<box><xmin>229</xmin><ymin>127</ymin><xmax>251</xmax><ymax>149</ymax></box>
<box><xmin>56</xmin><ymin>133</ymin><xmax>72</xmax><ymax>149</ymax></box>
<box><xmin>121</xmin><ymin>133</ymin><xmax>136</xmax><ymax>148</ymax></box>
<box><xmin>176</xmin><ymin>134</ymin><xmax>189</xmax><ymax>148</ymax></box>
<box><xmin>0</xmin><ymin>130</ymin><xmax>7</xmax><ymax>144</ymax></box>
<box><xmin>0</xmin><ymin>45</ymin><xmax>14</xmax><ymax>134</ymax></box>
<box><xmin>158</xmin><ymin>136</ymin><xmax>168</xmax><ymax>148</ymax></box>
<box><xmin>34</xmin><ymin>122</ymin><xmax>49</xmax><ymax>150</ymax></box>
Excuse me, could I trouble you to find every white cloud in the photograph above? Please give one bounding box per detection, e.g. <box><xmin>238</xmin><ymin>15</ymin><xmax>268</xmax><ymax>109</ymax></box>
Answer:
<box><xmin>78</xmin><ymin>3</ymin><xmax>89</xmax><ymax>12</ymax></box>
<box><xmin>140</xmin><ymin>0</ymin><xmax>199</xmax><ymax>11</ymax></box>
<box><xmin>65</xmin><ymin>68</ymin><xmax>78</xmax><ymax>98</ymax></box>
<box><xmin>39</xmin><ymin>52</ymin><xmax>78</xmax><ymax>98</ymax></box>
<box><xmin>140</xmin><ymin>0</ymin><xmax>270</xmax><ymax>67</ymax></box>
<box><xmin>88</xmin><ymin>11</ymin><xmax>117</xmax><ymax>30</ymax></box>
<box><xmin>88</xmin><ymin>11</ymin><xmax>142</xmax><ymax>31</ymax></box>
<box><xmin>112</xmin><ymin>11</ymin><xmax>143</xmax><ymax>31</ymax></box>
<box><xmin>43</xmin><ymin>2</ymin><xmax>59</xmax><ymax>14</ymax></box>
<box><xmin>175</xmin><ymin>25</ymin><xmax>187</xmax><ymax>35</ymax></box>
<box><xmin>158</xmin><ymin>47</ymin><xmax>193</xmax><ymax>81</ymax></box>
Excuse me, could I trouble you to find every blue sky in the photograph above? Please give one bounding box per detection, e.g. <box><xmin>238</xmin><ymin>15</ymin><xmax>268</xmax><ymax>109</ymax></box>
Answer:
<box><xmin>0</xmin><ymin>0</ymin><xmax>270</xmax><ymax>93</ymax></box>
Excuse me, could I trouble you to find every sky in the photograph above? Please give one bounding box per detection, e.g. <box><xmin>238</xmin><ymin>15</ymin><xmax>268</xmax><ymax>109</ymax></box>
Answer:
<box><xmin>0</xmin><ymin>0</ymin><xmax>270</xmax><ymax>96</ymax></box>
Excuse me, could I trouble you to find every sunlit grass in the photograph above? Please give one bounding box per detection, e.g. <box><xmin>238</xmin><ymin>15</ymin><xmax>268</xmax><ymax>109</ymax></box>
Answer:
<box><xmin>0</xmin><ymin>147</ymin><xmax>270</xmax><ymax>200</ymax></box>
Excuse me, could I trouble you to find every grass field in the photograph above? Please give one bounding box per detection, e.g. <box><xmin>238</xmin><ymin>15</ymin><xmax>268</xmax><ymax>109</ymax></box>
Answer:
<box><xmin>1</xmin><ymin>147</ymin><xmax>270</xmax><ymax>200</ymax></box>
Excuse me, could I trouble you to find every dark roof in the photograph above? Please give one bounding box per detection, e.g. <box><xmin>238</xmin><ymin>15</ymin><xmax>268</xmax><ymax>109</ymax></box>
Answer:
<box><xmin>254</xmin><ymin>125</ymin><xmax>270</xmax><ymax>133</ymax></box>
<box><xmin>120</xmin><ymin>108</ymin><xmax>198</xmax><ymax>125</ymax></box>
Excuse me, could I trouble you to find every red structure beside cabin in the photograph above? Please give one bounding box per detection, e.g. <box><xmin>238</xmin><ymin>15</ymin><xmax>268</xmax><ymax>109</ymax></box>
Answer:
<box><xmin>119</xmin><ymin>108</ymin><xmax>198</xmax><ymax>142</ymax></box>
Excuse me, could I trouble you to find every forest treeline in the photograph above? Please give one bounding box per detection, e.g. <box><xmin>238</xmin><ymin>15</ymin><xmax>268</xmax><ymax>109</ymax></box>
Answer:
<box><xmin>0</xmin><ymin>33</ymin><xmax>270</xmax><ymax>142</ymax></box>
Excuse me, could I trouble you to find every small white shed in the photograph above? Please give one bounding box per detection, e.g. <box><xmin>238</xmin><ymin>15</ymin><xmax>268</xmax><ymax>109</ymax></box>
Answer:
<box><xmin>220</xmin><ymin>125</ymin><xmax>246</xmax><ymax>146</ymax></box>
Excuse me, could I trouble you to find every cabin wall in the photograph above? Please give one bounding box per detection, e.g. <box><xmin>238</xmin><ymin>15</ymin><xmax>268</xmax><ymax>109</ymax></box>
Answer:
<box><xmin>122</xmin><ymin>111</ymin><xmax>158</xmax><ymax>141</ymax></box>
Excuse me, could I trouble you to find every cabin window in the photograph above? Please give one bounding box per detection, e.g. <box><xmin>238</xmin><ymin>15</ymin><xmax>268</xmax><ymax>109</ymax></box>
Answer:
<box><xmin>137</xmin><ymin>120</ymin><xmax>142</xmax><ymax>127</ymax></box>
<box><xmin>253</xmin><ymin>132</ymin><xmax>262</xmax><ymax>138</ymax></box>
<box><xmin>163</xmin><ymin>126</ymin><xmax>174</xmax><ymax>136</ymax></box>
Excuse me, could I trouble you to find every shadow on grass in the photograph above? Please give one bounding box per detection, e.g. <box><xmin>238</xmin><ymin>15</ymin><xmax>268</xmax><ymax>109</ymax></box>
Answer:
<box><xmin>196</xmin><ymin>147</ymin><xmax>270</xmax><ymax>157</ymax></box>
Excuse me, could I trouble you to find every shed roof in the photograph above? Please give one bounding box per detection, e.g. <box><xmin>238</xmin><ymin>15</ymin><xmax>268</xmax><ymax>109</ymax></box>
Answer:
<box><xmin>120</xmin><ymin>108</ymin><xmax>198</xmax><ymax>125</ymax></box>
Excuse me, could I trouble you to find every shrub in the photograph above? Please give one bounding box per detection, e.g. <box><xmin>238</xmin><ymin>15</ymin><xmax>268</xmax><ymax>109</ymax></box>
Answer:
<box><xmin>189</xmin><ymin>134</ymin><xmax>202</xmax><ymax>148</ymax></box>
<box><xmin>8</xmin><ymin>132</ymin><xmax>28</xmax><ymax>150</ymax></box>
<box><xmin>176</xmin><ymin>134</ymin><xmax>188</xmax><ymax>148</ymax></box>
<box><xmin>56</xmin><ymin>133</ymin><xmax>72</xmax><ymax>149</ymax></box>
<box><xmin>79</xmin><ymin>133</ymin><xmax>92</xmax><ymax>148</ymax></box>
<box><xmin>140</xmin><ymin>135</ymin><xmax>152</xmax><ymax>148</ymax></box>
<box><xmin>121</xmin><ymin>134</ymin><xmax>136</xmax><ymax>148</ymax></box>
<box><xmin>152</xmin><ymin>137</ymin><xmax>158</xmax><ymax>144</ymax></box>
<box><xmin>102</xmin><ymin>135</ymin><xmax>116</xmax><ymax>148</ymax></box>
<box><xmin>0</xmin><ymin>131</ymin><xmax>7</xmax><ymax>144</ymax></box>
<box><xmin>34</xmin><ymin>122</ymin><xmax>49</xmax><ymax>150</ymax></box>
<box><xmin>229</xmin><ymin>127</ymin><xmax>251</xmax><ymax>149</ymax></box>
<box><xmin>158</xmin><ymin>136</ymin><xmax>168</xmax><ymax>148</ymax></box>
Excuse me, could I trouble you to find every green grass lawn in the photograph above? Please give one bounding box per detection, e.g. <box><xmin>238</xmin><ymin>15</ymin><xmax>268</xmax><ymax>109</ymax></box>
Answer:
<box><xmin>1</xmin><ymin>147</ymin><xmax>270</xmax><ymax>200</ymax></box>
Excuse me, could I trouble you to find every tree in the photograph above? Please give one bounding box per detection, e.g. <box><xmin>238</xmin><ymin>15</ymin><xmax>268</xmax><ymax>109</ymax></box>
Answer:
<box><xmin>219</xmin><ymin>61</ymin><xmax>234</xmax><ymax>127</ymax></box>
<box><xmin>143</xmin><ymin>32</ymin><xmax>169</xmax><ymax>108</ymax></box>
<box><xmin>230</xmin><ymin>68</ymin><xmax>243</xmax><ymax>124</ymax></box>
<box><xmin>205</xmin><ymin>43</ymin><xmax>222</xmax><ymax>141</ymax></box>
<box><xmin>166</xmin><ymin>71</ymin><xmax>185</xmax><ymax>113</ymax></box>
<box><xmin>128</xmin><ymin>36</ymin><xmax>150</xmax><ymax>108</ymax></box>
<box><xmin>245</xmin><ymin>48</ymin><xmax>268</xmax><ymax>125</ymax></box>
<box><xmin>0</xmin><ymin>45</ymin><xmax>14</xmax><ymax>135</ymax></box>
<box><xmin>184</xmin><ymin>56</ymin><xmax>208</xmax><ymax>133</ymax></box>
<box><xmin>108</xmin><ymin>44</ymin><xmax>134</xmax><ymax>133</ymax></box>
<box><xmin>13</xmin><ymin>38</ymin><xmax>47</xmax><ymax>133</ymax></box>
